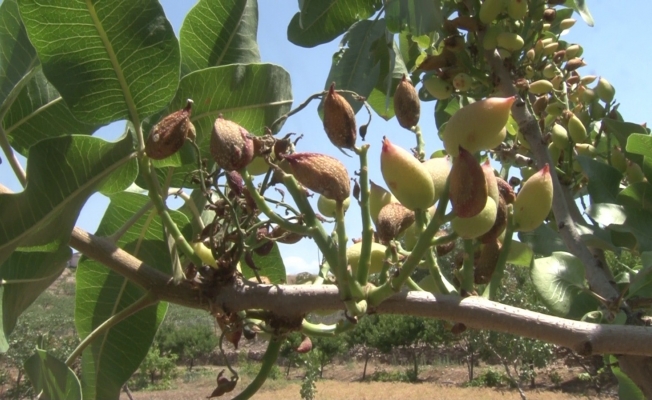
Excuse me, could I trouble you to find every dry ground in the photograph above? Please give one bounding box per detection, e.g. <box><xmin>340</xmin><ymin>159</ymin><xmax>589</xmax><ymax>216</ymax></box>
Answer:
<box><xmin>121</xmin><ymin>362</ymin><xmax>614</xmax><ymax>400</ymax></box>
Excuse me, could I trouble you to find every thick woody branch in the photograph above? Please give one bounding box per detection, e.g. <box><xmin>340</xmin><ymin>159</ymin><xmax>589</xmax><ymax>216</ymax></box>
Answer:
<box><xmin>70</xmin><ymin>227</ymin><xmax>652</xmax><ymax>358</ymax></box>
<box><xmin>483</xmin><ymin>49</ymin><xmax>618</xmax><ymax>301</ymax></box>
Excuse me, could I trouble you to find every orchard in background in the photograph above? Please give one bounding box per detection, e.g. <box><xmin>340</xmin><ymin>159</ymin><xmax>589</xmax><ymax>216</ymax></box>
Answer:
<box><xmin>1</xmin><ymin>0</ymin><xmax>652</xmax><ymax>399</ymax></box>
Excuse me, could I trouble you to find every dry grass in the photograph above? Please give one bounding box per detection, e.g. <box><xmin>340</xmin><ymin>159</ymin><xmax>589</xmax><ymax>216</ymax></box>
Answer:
<box><xmin>121</xmin><ymin>364</ymin><xmax>611</xmax><ymax>400</ymax></box>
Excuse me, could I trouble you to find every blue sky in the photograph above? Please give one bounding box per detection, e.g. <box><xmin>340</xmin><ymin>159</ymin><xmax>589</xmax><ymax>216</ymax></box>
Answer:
<box><xmin>2</xmin><ymin>1</ymin><xmax>651</xmax><ymax>275</ymax></box>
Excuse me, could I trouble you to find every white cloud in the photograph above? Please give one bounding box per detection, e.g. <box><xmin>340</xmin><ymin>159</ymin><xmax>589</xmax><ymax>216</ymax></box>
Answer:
<box><xmin>283</xmin><ymin>256</ymin><xmax>319</xmax><ymax>275</ymax></box>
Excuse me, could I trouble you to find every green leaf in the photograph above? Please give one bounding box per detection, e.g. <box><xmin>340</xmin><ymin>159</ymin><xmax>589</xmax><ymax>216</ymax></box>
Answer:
<box><xmin>319</xmin><ymin>19</ymin><xmax>386</xmax><ymax>116</ymax></box>
<box><xmin>627</xmin><ymin>133</ymin><xmax>652</xmax><ymax>159</ymax></box>
<box><xmin>433</xmin><ymin>98</ymin><xmax>459</xmax><ymax>130</ymax></box>
<box><xmin>585</xmin><ymin>203</ymin><xmax>627</xmax><ymax>226</ymax></box>
<box><xmin>617</xmin><ymin>182</ymin><xmax>652</xmax><ymax>213</ymax></box>
<box><xmin>287</xmin><ymin>0</ymin><xmax>379</xmax><ymax>48</ymax></box>
<box><xmin>506</xmin><ymin>240</ymin><xmax>533</xmax><ymax>267</ymax></box>
<box><xmin>565</xmin><ymin>0</ymin><xmax>594</xmax><ymax>27</ymax></box>
<box><xmin>169</xmin><ymin>63</ymin><xmax>292</xmax><ymax>157</ymax></box>
<box><xmin>575</xmin><ymin>155</ymin><xmax>621</xmax><ymax>203</ymax></box>
<box><xmin>5</xmin><ymin>68</ymin><xmax>102</xmax><ymax>156</ymax></box>
<box><xmin>241</xmin><ymin>244</ymin><xmax>287</xmax><ymax>284</ymax></box>
<box><xmin>603</xmin><ymin>119</ymin><xmax>647</xmax><ymax>165</ymax></box>
<box><xmin>24</xmin><ymin>348</ymin><xmax>82</xmax><ymax>400</ymax></box>
<box><xmin>609</xmin><ymin>355</ymin><xmax>645</xmax><ymax>400</ymax></box>
<box><xmin>367</xmin><ymin>34</ymin><xmax>408</xmax><ymax>120</ymax></box>
<box><xmin>518</xmin><ymin>223</ymin><xmax>566</xmax><ymax>257</ymax></box>
<box><xmin>179</xmin><ymin>0</ymin><xmax>261</xmax><ymax>76</ymax></box>
<box><xmin>385</xmin><ymin>0</ymin><xmax>442</xmax><ymax>35</ymax></box>
<box><xmin>0</xmin><ymin>134</ymin><xmax>137</xmax><ymax>265</ymax></box>
<box><xmin>531</xmin><ymin>252</ymin><xmax>600</xmax><ymax>319</ymax></box>
<box><xmin>0</xmin><ymin>0</ymin><xmax>37</xmax><ymax>110</ymax></box>
<box><xmin>18</xmin><ymin>0</ymin><xmax>180</xmax><ymax>125</ymax></box>
<box><xmin>0</xmin><ymin>245</ymin><xmax>70</xmax><ymax>352</ymax></box>
<box><xmin>588</xmin><ymin>203</ymin><xmax>652</xmax><ymax>252</ymax></box>
<box><xmin>75</xmin><ymin>192</ymin><xmax>191</xmax><ymax>399</ymax></box>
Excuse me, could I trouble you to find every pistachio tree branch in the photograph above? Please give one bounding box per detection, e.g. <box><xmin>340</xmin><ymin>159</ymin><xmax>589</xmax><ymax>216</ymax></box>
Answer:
<box><xmin>483</xmin><ymin>48</ymin><xmax>619</xmax><ymax>301</ymax></box>
<box><xmin>67</xmin><ymin>227</ymin><xmax>652</xmax><ymax>358</ymax></box>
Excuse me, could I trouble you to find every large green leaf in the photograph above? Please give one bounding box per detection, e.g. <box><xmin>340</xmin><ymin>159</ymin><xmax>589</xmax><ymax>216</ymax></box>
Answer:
<box><xmin>367</xmin><ymin>34</ymin><xmax>408</xmax><ymax>120</ymax></box>
<box><xmin>506</xmin><ymin>240</ymin><xmax>533</xmax><ymax>267</ymax></box>
<box><xmin>0</xmin><ymin>0</ymin><xmax>37</xmax><ymax>111</ymax></box>
<box><xmin>385</xmin><ymin>0</ymin><xmax>442</xmax><ymax>35</ymax></box>
<box><xmin>75</xmin><ymin>192</ymin><xmax>191</xmax><ymax>400</ymax></box>
<box><xmin>241</xmin><ymin>244</ymin><xmax>287</xmax><ymax>284</ymax></box>
<box><xmin>609</xmin><ymin>355</ymin><xmax>645</xmax><ymax>400</ymax></box>
<box><xmin>518</xmin><ymin>223</ymin><xmax>566</xmax><ymax>257</ymax></box>
<box><xmin>531</xmin><ymin>252</ymin><xmax>600</xmax><ymax>319</ymax></box>
<box><xmin>5</xmin><ymin>68</ymin><xmax>102</xmax><ymax>156</ymax></box>
<box><xmin>320</xmin><ymin>19</ymin><xmax>386</xmax><ymax>115</ymax></box>
<box><xmin>603</xmin><ymin>119</ymin><xmax>647</xmax><ymax>166</ymax></box>
<box><xmin>168</xmin><ymin>63</ymin><xmax>292</xmax><ymax>157</ymax></box>
<box><xmin>0</xmin><ymin>245</ymin><xmax>70</xmax><ymax>352</ymax></box>
<box><xmin>0</xmin><ymin>134</ymin><xmax>137</xmax><ymax>265</ymax></box>
<box><xmin>626</xmin><ymin>133</ymin><xmax>652</xmax><ymax>158</ymax></box>
<box><xmin>18</xmin><ymin>0</ymin><xmax>180</xmax><ymax>125</ymax></box>
<box><xmin>575</xmin><ymin>155</ymin><xmax>621</xmax><ymax>204</ymax></box>
<box><xmin>617</xmin><ymin>182</ymin><xmax>652</xmax><ymax>213</ymax></box>
<box><xmin>287</xmin><ymin>0</ymin><xmax>379</xmax><ymax>48</ymax></box>
<box><xmin>24</xmin><ymin>348</ymin><xmax>82</xmax><ymax>400</ymax></box>
<box><xmin>180</xmin><ymin>0</ymin><xmax>260</xmax><ymax>77</ymax></box>
<box><xmin>587</xmin><ymin>203</ymin><xmax>652</xmax><ymax>252</ymax></box>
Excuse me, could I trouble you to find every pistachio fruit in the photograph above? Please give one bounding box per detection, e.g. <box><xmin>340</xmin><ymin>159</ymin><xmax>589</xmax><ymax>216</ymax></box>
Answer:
<box><xmin>284</xmin><ymin>152</ymin><xmax>350</xmax><ymax>202</ymax></box>
<box><xmin>191</xmin><ymin>241</ymin><xmax>217</xmax><ymax>268</ymax></box>
<box><xmin>610</xmin><ymin>146</ymin><xmax>627</xmax><ymax>173</ymax></box>
<box><xmin>482</xmin><ymin>160</ymin><xmax>500</xmax><ymax>204</ymax></box>
<box><xmin>394</xmin><ymin>75</ymin><xmax>421</xmax><ymax>129</ymax></box>
<box><xmin>551</xmin><ymin>123</ymin><xmax>570</xmax><ymax>149</ymax></box>
<box><xmin>475</xmin><ymin>239</ymin><xmax>501</xmax><ymax>284</ymax></box>
<box><xmin>451</xmin><ymin>197</ymin><xmax>498</xmax><ymax>239</ymax></box>
<box><xmin>424</xmin><ymin>75</ymin><xmax>454</xmax><ymax>100</ymax></box>
<box><xmin>596</xmin><ymin>77</ymin><xmax>615</xmax><ymax>104</ymax></box>
<box><xmin>496</xmin><ymin>32</ymin><xmax>524</xmax><ymax>52</ymax></box>
<box><xmin>479</xmin><ymin>0</ymin><xmax>504</xmax><ymax>24</ymax></box>
<box><xmin>450</xmin><ymin>147</ymin><xmax>488</xmax><ymax>218</ymax></box>
<box><xmin>423</xmin><ymin>156</ymin><xmax>451</xmax><ymax>203</ymax></box>
<box><xmin>567</xmin><ymin>114</ymin><xmax>588</xmax><ymax>143</ymax></box>
<box><xmin>369</xmin><ymin>181</ymin><xmax>397</xmax><ymax>225</ymax></box>
<box><xmin>381</xmin><ymin>137</ymin><xmax>435</xmax><ymax>210</ymax></box>
<box><xmin>560</xmin><ymin>18</ymin><xmax>576</xmax><ymax>30</ymax></box>
<box><xmin>377</xmin><ymin>202</ymin><xmax>415</xmax><ymax>243</ymax></box>
<box><xmin>348</xmin><ymin>241</ymin><xmax>387</xmax><ymax>275</ymax></box>
<box><xmin>443</xmin><ymin>96</ymin><xmax>515</xmax><ymax>156</ymax></box>
<box><xmin>513</xmin><ymin>164</ymin><xmax>553</xmax><ymax>232</ymax></box>
<box><xmin>507</xmin><ymin>0</ymin><xmax>528</xmax><ymax>20</ymax></box>
<box><xmin>323</xmin><ymin>83</ymin><xmax>356</xmax><ymax>149</ymax></box>
<box><xmin>452</xmin><ymin>73</ymin><xmax>473</xmax><ymax>92</ymax></box>
<box><xmin>317</xmin><ymin>194</ymin><xmax>351</xmax><ymax>217</ymax></box>
<box><xmin>479</xmin><ymin>194</ymin><xmax>507</xmax><ymax>244</ymax></box>
<box><xmin>246</xmin><ymin>156</ymin><xmax>270</xmax><ymax>176</ymax></box>
<box><xmin>626</xmin><ymin>161</ymin><xmax>645</xmax><ymax>184</ymax></box>
<box><xmin>146</xmin><ymin>100</ymin><xmax>195</xmax><ymax>160</ymax></box>
<box><xmin>210</xmin><ymin>116</ymin><xmax>254</xmax><ymax>171</ymax></box>
<box><xmin>529</xmin><ymin>80</ymin><xmax>554</xmax><ymax>95</ymax></box>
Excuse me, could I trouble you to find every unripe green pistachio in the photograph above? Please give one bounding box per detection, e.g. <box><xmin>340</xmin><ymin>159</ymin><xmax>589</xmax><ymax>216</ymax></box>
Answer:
<box><xmin>542</xmin><ymin>23</ymin><xmax>551</xmax><ymax>31</ymax></box>
<box><xmin>513</xmin><ymin>164</ymin><xmax>553</xmax><ymax>232</ymax></box>
<box><xmin>565</xmin><ymin>44</ymin><xmax>582</xmax><ymax>59</ymax></box>
<box><xmin>542</xmin><ymin>42</ymin><xmax>559</xmax><ymax>55</ymax></box>
<box><xmin>369</xmin><ymin>181</ymin><xmax>397</xmax><ymax>226</ymax></box>
<box><xmin>377</xmin><ymin>203</ymin><xmax>415</xmax><ymax>243</ymax></box>
<box><xmin>246</xmin><ymin>156</ymin><xmax>269</xmax><ymax>176</ymax></box>
<box><xmin>443</xmin><ymin>96</ymin><xmax>515</xmax><ymax>156</ymax></box>
<box><xmin>347</xmin><ymin>242</ymin><xmax>387</xmax><ymax>275</ymax></box>
<box><xmin>496</xmin><ymin>32</ymin><xmax>524</xmax><ymax>52</ymax></box>
<box><xmin>546</xmin><ymin>102</ymin><xmax>565</xmax><ymax>117</ymax></box>
<box><xmin>284</xmin><ymin>152</ymin><xmax>350</xmax><ymax>202</ymax></box>
<box><xmin>479</xmin><ymin>0</ymin><xmax>505</xmax><ymax>24</ymax></box>
<box><xmin>210</xmin><ymin>116</ymin><xmax>254</xmax><ymax>171</ymax></box>
<box><xmin>450</xmin><ymin>147</ymin><xmax>489</xmax><ymax>218</ymax></box>
<box><xmin>507</xmin><ymin>0</ymin><xmax>528</xmax><ymax>20</ymax></box>
<box><xmin>526</xmin><ymin>48</ymin><xmax>535</xmax><ymax>61</ymax></box>
<box><xmin>550</xmin><ymin>75</ymin><xmax>563</xmax><ymax>90</ymax></box>
<box><xmin>451</xmin><ymin>197</ymin><xmax>498</xmax><ymax>239</ymax></box>
<box><xmin>317</xmin><ymin>195</ymin><xmax>350</xmax><ymax>217</ymax></box>
<box><xmin>567</xmin><ymin>114</ymin><xmax>588</xmax><ymax>143</ymax></box>
<box><xmin>529</xmin><ymin>79</ymin><xmax>554</xmax><ymax>95</ymax></box>
<box><xmin>548</xmin><ymin>142</ymin><xmax>562</xmax><ymax>164</ymax></box>
<box><xmin>525</xmin><ymin>65</ymin><xmax>535</xmax><ymax>79</ymax></box>
<box><xmin>580</xmin><ymin>75</ymin><xmax>597</xmax><ymax>86</ymax></box>
<box><xmin>579</xmin><ymin>86</ymin><xmax>596</xmax><ymax>103</ymax></box>
<box><xmin>146</xmin><ymin>100</ymin><xmax>195</xmax><ymax>160</ymax></box>
<box><xmin>422</xmin><ymin>156</ymin><xmax>450</xmax><ymax>203</ymax></box>
<box><xmin>452</xmin><ymin>73</ymin><xmax>473</xmax><ymax>92</ymax></box>
<box><xmin>626</xmin><ymin>161</ymin><xmax>646</xmax><ymax>184</ymax></box>
<box><xmin>323</xmin><ymin>83</ymin><xmax>356</xmax><ymax>149</ymax></box>
<box><xmin>542</xmin><ymin>64</ymin><xmax>558</xmax><ymax>79</ymax></box>
<box><xmin>424</xmin><ymin>75</ymin><xmax>454</xmax><ymax>100</ymax></box>
<box><xmin>191</xmin><ymin>241</ymin><xmax>218</xmax><ymax>268</ymax></box>
<box><xmin>596</xmin><ymin>77</ymin><xmax>616</xmax><ymax>103</ymax></box>
<box><xmin>521</xmin><ymin>166</ymin><xmax>535</xmax><ymax>181</ymax></box>
<box><xmin>575</xmin><ymin>143</ymin><xmax>597</xmax><ymax>157</ymax></box>
<box><xmin>482</xmin><ymin>159</ymin><xmax>500</xmax><ymax>205</ymax></box>
<box><xmin>475</xmin><ymin>239</ymin><xmax>501</xmax><ymax>284</ymax></box>
<box><xmin>394</xmin><ymin>75</ymin><xmax>421</xmax><ymax>129</ymax></box>
<box><xmin>381</xmin><ymin>137</ymin><xmax>435</xmax><ymax>210</ymax></box>
<box><xmin>590</xmin><ymin>102</ymin><xmax>606</xmax><ymax>120</ymax></box>
<box><xmin>610</xmin><ymin>147</ymin><xmax>627</xmax><ymax>173</ymax></box>
<box><xmin>560</xmin><ymin>18</ymin><xmax>576</xmax><ymax>30</ymax></box>
<box><xmin>550</xmin><ymin>123</ymin><xmax>570</xmax><ymax>149</ymax></box>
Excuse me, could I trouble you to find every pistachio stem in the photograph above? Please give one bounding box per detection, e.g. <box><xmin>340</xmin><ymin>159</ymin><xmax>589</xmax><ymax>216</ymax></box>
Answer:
<box><xmin>169</xmin><ymin>188</ymin><xmax>205</xmax><ymax>231</ymax></box>
<box><xmin>412</xmin><ymin>124</ymin><xmax>426</xmax><ymax>161</ymax></box>
<box><xmin>406</xmin><ymin>277</ymin><xmax>422</xmax><ymax>291</ymax></box>
<box><xmin>241</xmin><ymin>170</ymin><xmax>310</xmax><ymax>235</ymax></box>
<box><xmin>430</xmin><ymin>232</ymin><xmax>458</xmax><ymax>247</ymax></box>
<box><xmin>301</xmin><ymin>319</ymin><xmax>356</xmax><ymax>337</ymax></box>
<box><xmin>66</xmin><ymin>290</ymin><xmax>158</xmax><ymax>367</ymax></box>
<box><xmin>461</xmin><ymin>239</ymin><xmax>476</xmax><ymax>294</ymax></box>
<box><xmin>354</xmin><ymin>145</ymin><xmax>374</xmax><ymax>286</ymax></box>
<box><xmin>424</xmin><ymin>251</ymin><xmax>455</xmax><ymax>295</ymax></box>
<box><xmin>140</xmin><ymin>157</ymin><xmax>203</xmax><ymax>268</ymax></box>
<box><xmin>485</xmin><ymin>205</ymin><xmax>515</xmax><ymax>300</ymax></box>
<box><xmin>231</xmin><ymin>335</ymin><xmax>283</xmax><ymax>400</ymax></box>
